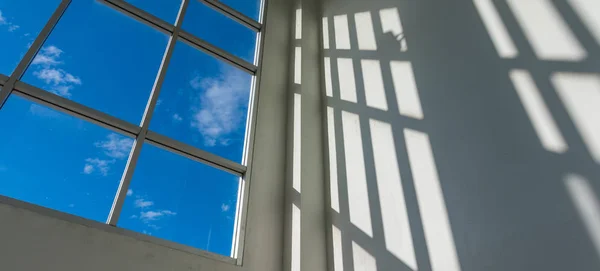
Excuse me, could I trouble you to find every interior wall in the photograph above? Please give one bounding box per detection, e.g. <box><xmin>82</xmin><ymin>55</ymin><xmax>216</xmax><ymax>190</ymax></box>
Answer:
<box><xmin>0</xmin><ymin>0</ymin><xmax>293</xmax><ymax>270</ymax></box>
<box><xmin>320</xmin><ymin>0</ymin><xmax>600</xmax><ymax>271</ymax></box>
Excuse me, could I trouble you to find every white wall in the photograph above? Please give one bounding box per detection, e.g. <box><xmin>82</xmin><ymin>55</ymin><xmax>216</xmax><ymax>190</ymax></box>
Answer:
<box><xmin>0</xmin><ymin>0</ymin><xmax>294</xmax><ymax>270</ymax></box>
<box><xmin>319</xmin><ymin>0</ymin><xmax>600</xmax><ymax>271</ymax></box>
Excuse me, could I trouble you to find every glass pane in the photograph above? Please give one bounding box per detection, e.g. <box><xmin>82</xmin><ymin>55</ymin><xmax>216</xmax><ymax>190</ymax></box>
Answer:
<box><xmin>0</xmin><ymin>95</ymin><xmax>133</xmax><ymax>222</ymax></box>
<box><xmin>150</xmin><ymin>41</ymin><xmax>252</xmax><ymax>163</ymax></box>
<box><xmin>21</xmin><ymin>0</ymin><xmax>168</xmax><ymax>124</ymax></box>
<box><xmin>125</xmin><ymin>0</ymin><xmax>181</xmax><ymax>24</ymax></box>
<box><xmin>0</xmin><ymin>0</ymin><xmax>60</xmax><ymax>76</ymax></box>
<box><xmin>118</xmin><ymin>143</ymin><xmax>239</xmax><ymax>256</ymax></box>
<box><xmin>183</xmin><ymin>0</ymin><xmax>257</xmax><ymax>63</ymax></box>
<box><xmin>220</xmin><ymin>0</ymin><xmax>262</xmax><ymax>21</ymax></box>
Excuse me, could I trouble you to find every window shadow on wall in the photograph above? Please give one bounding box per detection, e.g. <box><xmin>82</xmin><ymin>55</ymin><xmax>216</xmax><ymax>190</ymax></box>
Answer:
<box><xmin>321</xmin><ymin>0</ymin><xmax>600</xmax><ymax>271</ymax></box>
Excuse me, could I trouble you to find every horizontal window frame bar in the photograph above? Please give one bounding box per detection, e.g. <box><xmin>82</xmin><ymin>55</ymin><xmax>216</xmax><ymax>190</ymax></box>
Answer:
<box><xmin>12</xmin><ymin>82</ymin><xmax>140</xmax><ymax>137</ymax></box>
<box><xmin>101</xmin><ymin>0</ymin><xmax>174</xmax><ymax>34</ymax></box>
<box><xmin>101</xmin><ymin>0</ymin><xmax>257</xmax><ymax>75</ymax></box>
<box><xmin>0</xmin><ymin>194</ymin><xmax>237</xmax><ymax>265</ymax></box>
<box><xmin>200</xmin><ymin>0</ymin><xmax>262</xmax><ymax>31</ymax></box>
<box><xmin>146</xmin><ymin>130</ymin><xmax>247</xmax><ymax>176</ymax></box>
<box><xmin>178</xmin><ymin>30</ymin><xmax>257</xmax><ymax>74</ymax></box>
<box><xmin>8</xmin><ymin>80</ymin><xmax>246</xmax><ymax>177</ymax></box>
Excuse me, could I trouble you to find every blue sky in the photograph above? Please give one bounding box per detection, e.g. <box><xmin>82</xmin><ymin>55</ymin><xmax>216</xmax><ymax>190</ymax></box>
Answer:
<box><xmin>0</xmin><ymin>0</ymin><xmax>259</xmax><ymax>257</ymax></box>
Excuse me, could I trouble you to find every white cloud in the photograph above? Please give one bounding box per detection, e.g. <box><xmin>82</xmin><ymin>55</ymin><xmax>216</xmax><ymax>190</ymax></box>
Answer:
<box><xmin>0</xmin><ymin>10</ymin><xmax>20</xmax><ymax>32</ymax></box>
<box><xmin>28</xmin><ymin>104</ymin><xmax>61</xmax><ymax>118</ymax></box>
<box><xmin>34</xmin><ymin>68</ymin><xmax>81</xmax><ymax>87</ymax></box>
<box><xmin>32</xmin><ymin>46</ymin><xmax>63</xmax><ymax>65</ymax></box>
<box><xmin>221</xmin><ymin>203</ymin><xmax>231</xmax><ymax>212</ymax></box>
<box><xmin>127</xmin><ymin>189</ymin><xmax>133</xmax><ymax>196</ymax></box>
<box><xmin>83</xmin><ymin>164</ymin><xmax>94</xmax><ymax>174</ymax></box>
<box><xmin>190</xmin><ymin>68</ymin><xmax>250</xmax><ymax>147</ymax></box>
<box><xmin>30</xmin><ymin>46</ymin><xmax>82</xmax><ymax>98</ymax></box>
<box><xmin>0</xmin><ymin>10</ymin><xmax>6</xmax><ymax>25</ymax></box>
<box><xmin>83</xmin><ymin>158</ymin><xmax>113</xmax><ymax>176</ymax></box>
<box><xmin>134</xmin><ymin>198</ymin><xmax>154</xmax><ymax>208</ymax></box>
<box><xmin>172</xmin><ymin>113</ymin><xmax>183</xmax><ymax>122</ymax></box>
<box><xmin>140</xmin><ymin>210</ymin><xmax>176</xmax><ymax>221</ymax></box>
<box><xmin>94</xmin><ymin>133</ymin><xmax>134</xmax><ymax>159</ymax></box>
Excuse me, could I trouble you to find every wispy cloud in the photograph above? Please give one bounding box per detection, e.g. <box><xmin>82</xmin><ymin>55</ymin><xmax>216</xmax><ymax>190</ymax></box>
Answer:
<box><xmin>172</xmin><ymin>113</ymin><xmax>183</xmax><ymax>122</ymax></box>
<box><xmin>0</xmin><ymin>10</ymin><xmax>6</xmax><ymax>25</ymax></box>
<box><xmin>140</xmin><ymin>210</ymin><xmax>177</xmax><ymax>221</ymax></box>
<box><xmin>94</xmin><ymin>133</ymin><xmax>134</xmax><ymax>159</ymax></box>
<box><xmin>189</xmin><ymin>68</ymin><xmax>250</xmax><ymax>147</ymax></box>
<box><xmin>127</xmin><ymin>189</ymin><xmax>133</xmax><ymax>196</ymax></box>
<box><xmin>221</xmin><ymin>203</ymin><xmax>231</xmax><ymax>212</ymax></box>
<box><xmin>83</xmin><ymin>158</ymin><xmax>114</xmax><ymax>176</ymax></box>
<box><xmin>34</xmin><ymin>68</ymin><xmax>81</xmax><ymax>85</ymax></box>
<box><xmin>30</xmin><ymin>45</ymin><xmax>81</xmax><ymax>98</ymax></box>
<box><xmin>130</xmin><ymin>195</ymin><xmax>176</xmax><ymax>224</ymax></box>
<box><xmin>0</xmin><ymin>10</ymin><xmax>20</xmax><ymax>32</ymax></box>
<box><xmin>82</xmin><ymin>134</ymin><xmax>133</xmax><ymax>176</ymax></box>
<box><xmin>28</xmin><ymin>104</ymin><xmax>61</xmax><ymax>118</ymax></box>
<box><xmin>32</xmin><ymin>46</ymin><xmax>63</xmax><ymax>65</ymax></box>
<box><xmin>134</xmin><ymin>198</ymin><xmax>154</xmax><ymax>208</ymax></box>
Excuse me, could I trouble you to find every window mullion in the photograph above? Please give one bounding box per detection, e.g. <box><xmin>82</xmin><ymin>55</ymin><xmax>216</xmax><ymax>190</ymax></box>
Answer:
<box><xmin>106</xmin><ymin>0</ymin><xmax>191</xmax><ymax>226</ymax></box>
<box><xmin>0</xmin><ymin>0</ymin><xmax>71</xmax><ymax>109</ymax></box>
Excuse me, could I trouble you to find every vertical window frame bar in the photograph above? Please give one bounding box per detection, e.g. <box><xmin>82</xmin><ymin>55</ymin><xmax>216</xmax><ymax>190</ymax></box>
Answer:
<box><xmin>106</xmin><ymin>0</ymin><xmax>191</xmax><ymax>226</ymax></box>
<box><xmin>0</xmin><ymin>0</ymin><xmax>72</xmax><ymax>109</ymax></box>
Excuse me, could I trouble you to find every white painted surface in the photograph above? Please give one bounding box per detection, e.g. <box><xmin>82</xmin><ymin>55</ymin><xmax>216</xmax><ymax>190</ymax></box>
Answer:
<box><xmin>391</xmin><ymin>61</ymin><xmax>423</xmax><ymax>119</ymax></box>
<box><xmin>361</xmin><ymin>59</ymin><xmax>388</xmax><ymax>110</ymax></box>
<box><xmin>370</xmin><ymin>119</ymin><xmax>417</xmax><ymax>270</ymax></box>
<box><xmin>352</xmin><ymin>241</ymin><xmax>377</xmax><ymax>271</ymax></box>
<box><xmin>552</xmin><ymin>73</ymin><xmax>600</xmax><ymax>163</ymax></box>
<box><xmin>507</xmin><ymin>0</ymin><xmax>586</xmax><ymax>61</ymax></box>
<box><xmin>291</xmin><ymin>204</ymin><xmax>301</xmax><ymax>271</ymax></box>
<box><xmin>510</xmin><ymin>69</ymin><xmax>568</xmax><ymax>153</ymax></box>
<box><xmin>342</xmin><ymin>111</ymin><xmax>373</xmax><ymax>237</ymax></box>
<box><xmin>565</xmin><ymin>173</ymin><xmax>600</xmax><ymax>260</ymax></box>
<box><xmin>295</xmin><ymin>9</ymin><xmax>302</xmax><ymax>40</ymax></box>
<box><xmin>405</xmin><ymin>129</ymin><xmax>461</xmax><ymax>271</ymax></box>
<box><xmin>331</xmin><ymin>225</ymin><xmax>344</xmax><ymax>271</ymax></box>
<box><xmin>354</xmin><ymin>12</ymin><xmax>377</xmax><ymax>51</ymax></box>
<box><xmin>324</xmin><ymin>57</ymin><xmax>333</xmax><ymax>97</ymax></box>
<box><xmin>473</xmin><ymin>0</ymin><xmax>518</xmax><ymax>58</ymax></box>
<box><xmin>568</xmin><ymin>0</ymin><xmax>600</xmax><ymax>45</ymax></box>
<box><xmin>337</xmin><ymin>58</ymin><xmax>358</xmax><ymax>103</ymax></box>
<box><xmin>334</xmin><ymin>14</ymin><xmax>351</xmax><ymax>49</ymax></box>
<box><xmin>380</xmin><ymin>8</ymin><xmax>407</xmax><ymax>51</ymax></box>
<box><xmin>293</xmin><ymin>93</ymin><xmax>302</xmax><ymax>192</ymax></box>
<box><xmin>294</xmin><ymin>47</ymin><xmax>302</xmax><ymax>84</ymax></box>
<box><xmin>327</xmin><ymin>107</ymin><xmax>340</xmax><ymax>212</ymax></box>
<box><xmin>322</xmin><ymin>17</ymin><xmax>330</xmax><ymax>49</ymax></box>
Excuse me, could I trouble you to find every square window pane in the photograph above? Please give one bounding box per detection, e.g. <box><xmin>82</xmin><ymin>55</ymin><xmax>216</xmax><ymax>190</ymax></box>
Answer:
<box><xmin>125</xmin><ymin>0</ymin><xmax>181</xmax><ymax>24</ymax></box>
<box><xmin>21</xmin><ymin>0</ymin><xmax>168</xmax><ymax>124</ymax></box>
<box><xmin>0</xmin><ymin>0</ymin><xmax>60</xmax><ymax>76</ymax></box>
<box><xmin>150</xmin><ymin>41</ymin><xmax>252</xmax><ymax>163</ymax></box>
<box><xmin>118</xmin><ymin>143</ymin><xmax>240</xmax><ymax>257</ymax></box>
<box><xmin>183</xmin><ymin>1</ymin><xmax>257</xmax><ymax>63</ymax></box>
<box><xmin>0</xmin><ymin>95</ymin><xmax>133</xmax><ymax>222</ymax></box>
<box><xmin>220</xmin><ymin>0</ymin><xmax>262</xmax><ymax>21</ymax></box>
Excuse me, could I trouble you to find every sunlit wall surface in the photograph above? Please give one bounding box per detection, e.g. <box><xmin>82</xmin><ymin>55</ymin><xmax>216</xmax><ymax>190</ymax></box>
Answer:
<box><xmin>321</xmin><ymin>0</ymin><xmax>600</xmax><ymax>271</ymax></box>
<box><xmin>0</xmin><ymin>0</ymin><xmax>264</xmax><ymax>260</ymax></box>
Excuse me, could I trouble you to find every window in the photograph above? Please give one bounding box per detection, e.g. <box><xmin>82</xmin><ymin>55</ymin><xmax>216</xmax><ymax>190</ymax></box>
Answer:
<box><xmin>0</xmin><ymin>0</ymin><xmax>264</xmax><ymax>262</ymax></box>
